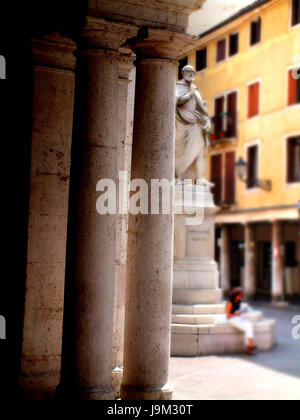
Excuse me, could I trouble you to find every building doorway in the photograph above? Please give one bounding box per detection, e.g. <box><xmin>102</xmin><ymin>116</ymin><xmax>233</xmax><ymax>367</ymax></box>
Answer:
<box><xmin>230</xmin><ymin>241</ymin><xmax>245</xmax><ymax>287</ymax></box>
<box><xmin>257</xmin><ymin>242</ymin><xmax>272</xmax><ymax>295</ymax></box>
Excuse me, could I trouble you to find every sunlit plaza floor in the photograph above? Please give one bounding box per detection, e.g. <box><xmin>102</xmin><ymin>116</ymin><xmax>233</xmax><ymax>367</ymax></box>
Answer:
<box><xmin>170</xmin><ymin>306</ymin><xmax>300</xmax><ymax>400</ymax></box>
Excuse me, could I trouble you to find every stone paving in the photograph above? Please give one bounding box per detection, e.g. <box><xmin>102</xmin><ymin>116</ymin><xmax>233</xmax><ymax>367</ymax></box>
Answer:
<box><xmin>170</xmin><ymin>305</ymin><xmax>300</xmax><ymax>400</ymax></box>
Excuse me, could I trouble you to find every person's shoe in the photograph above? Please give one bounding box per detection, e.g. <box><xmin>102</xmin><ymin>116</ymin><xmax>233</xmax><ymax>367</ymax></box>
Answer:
<box><xmin>246</xmin><ymin>344</ymin><xmax>257</xmax><ymax>356</ymax></box>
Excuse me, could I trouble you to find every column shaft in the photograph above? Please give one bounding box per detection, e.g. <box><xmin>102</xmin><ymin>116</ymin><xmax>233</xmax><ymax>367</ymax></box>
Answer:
<box><xmin>59</xmin><ymin>19</ymin><xmax>137</xmax><ymax>400</ymax></box>
<box><xmin>19</xmin><ymin>34</ymin><xmax>76</xmax><ymax>399</ymax></box>
<box><xmin>121</xmin><ymin>56</ymin><xmax>176</xmax><ymax>400</ymax></box>
<box><xmin>112</xmin><ymin>55</ymin><xmax>135</xmax><ymax>394</ymax></box>
<box><xmin>121</xmin><ymin>30</ymin><xmax>195</xmax><ymax>400</ymax></box>
<box><xmin>244</xmin><ymin>223</ymin><xmax>256</xmax><ymax>300</ymax></box>
<box><xmin>272</xmin><ymin>221</ymin><xmax>284</xmax><ymax>301</ymax></box>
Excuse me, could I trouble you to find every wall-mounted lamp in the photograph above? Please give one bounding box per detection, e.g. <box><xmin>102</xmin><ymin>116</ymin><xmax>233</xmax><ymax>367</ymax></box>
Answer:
<box><xmin>235</xmin><ymin>157</ymin><xmax>272</xmax><ymax>192</ymax></box>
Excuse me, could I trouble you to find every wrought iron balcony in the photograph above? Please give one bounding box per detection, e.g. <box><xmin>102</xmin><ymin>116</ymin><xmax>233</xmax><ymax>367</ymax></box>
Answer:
<box><xmin>210</xmin><ymin>112</ymin><xmax>237</xmax><ymax>144</ymax></box>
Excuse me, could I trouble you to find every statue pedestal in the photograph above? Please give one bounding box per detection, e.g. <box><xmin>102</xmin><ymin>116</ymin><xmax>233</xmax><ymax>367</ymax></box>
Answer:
<box><xmin>171</xmin><ymin>181</ymin><xmax>276</xmax><ymax>356</ymax></box>
<box><xmin>173</xmin><ymin>181</ymin><xmax>221</xmax><ymax>305</ymax></box>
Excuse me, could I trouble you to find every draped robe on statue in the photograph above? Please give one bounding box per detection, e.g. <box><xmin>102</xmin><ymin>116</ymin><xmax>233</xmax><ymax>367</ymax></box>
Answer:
<box><xmin>175</xmin><ymin>80</ymin><xmax>211</xmax><ymax>180</ymax></box>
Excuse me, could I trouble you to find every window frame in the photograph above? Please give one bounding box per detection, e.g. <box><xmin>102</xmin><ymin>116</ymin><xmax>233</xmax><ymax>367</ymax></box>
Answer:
<box><xmin>216</xmin><ymin>38</ymin><xmax>227</xmax><ymax>63</ymax></box>
<box><xmin>229</xmin><ymin>32</ymin><xmax>239</xmax><ymax>57</ymax></box>
<box><xmin>224</xmin><ymin>150</ymin><xmax>236</xmax><ymax>205</ymax></box>
<box><xmin>247</xmin><ymin>79</ymin><xmax>261</xmax><ymax>119</ymax></box>
<box><xmin>226</xmin><ymin>91</ymin><xmax>238</xmax><ymax>138</ymax></box>
<box><xmin>178</xmin><ymin>56</ymin><xmax>188</xmax><ymax>80</ymax></box>
<box><xmin>244</xmin><ymin>141</ymin><xmax>260</xmax><ymax>192</ymax></box>
<box><xmin>196</xmin><ymin>47</ymin><xmax>207</xmax><ymax>72</ymax></box>
<box><xmin>210</xmin><ymin>153</ymin><xmax>223</xmax><ymax>205</ymax></box>
<box><xmin>287</xmin><ymin>64</ymin><xmax>300</xmax><ymax>106</ymax></box>
<box><xmin>249</xmin><ymin>17</ymin><xmax>262</xmax><ymax>47</ymax></box>
<box><xmin>286</xmin><ymin>135</ymin><xmax>300</xmax><ymax>184</ymax></box>
<box><xmin>210</xmin><ymin>150</ymin><xmax>237</xmax><ymax>206</ymax></box>
<box><xmin>291</xmin><ymin>0</ymin><xmax>300</xmax><ymax>27</ymax></box>
<box><xmin>213</xmin><ymin>89</ymin><xmax>239</xmax><ymax>140</ymax></box>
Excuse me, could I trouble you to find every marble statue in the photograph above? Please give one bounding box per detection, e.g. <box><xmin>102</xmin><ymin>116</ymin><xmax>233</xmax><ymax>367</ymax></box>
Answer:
<box><xmin>175</xmin><ymin>65</ymin><xmax>211</xmax><ymax>182</ymax></box>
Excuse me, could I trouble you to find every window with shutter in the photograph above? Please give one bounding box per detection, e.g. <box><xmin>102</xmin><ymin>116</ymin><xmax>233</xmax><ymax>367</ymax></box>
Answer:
<box><xmin>225</xmin><ymin>152</ymin><xmax>236</xmax><ymax>204</ymax></box>
<box><xmin>287</xmin><ymin>137</ymin><xmax>300</xmax><ymax>183</ymax></box>
<box><xmin>196</xmin><ymin>48</ymin><xmax>207</xmax><ymax>71</ymax></box>
<box><xmin>217</xmin><ymin>39</ymin><xmax>226</xmax><ymax>62</ymax></box>
<box><xmin>227</xmin><ymin>92</ymin><xmax>237</xmax><ymax>137</ymax></box>
<box><xmin>288</xmin><ymin>68</ymin><xmax>300</xmax><ymax>105</ymax></box>
<box><xmin>178</xmin><ymin>57</ymin><xmax>188</xmax><ymax>79</ymax></box>
<box><xmin>211</xmin><ymin>154</ymin><xmax>223</xmax><ymax>205</ymax></box>
<box><xmin>248</xmin><ymin>82</ymin><xmax>260</xmax><ymax>118</ymax></box>
<box><xmin>214</xmin><ymin>96</ymin><xmax>225</xmax><ymax>136</ymax></box>
<box><xmin>250</xmin><ymin>17</ymin><xmax>261</xmax><ymax>46</ymax></box>
<box><xmin>247</xmin><ymin>145</ymin><xmax>258</xmax><ymax>189</ymax></box>
<box><xmin>292</xmin><ymin>0</ymin><xmax>300</xmax><ymax>26</ymax></box>
<box><xmin>213</xmin><ymin>92</ymin><xmax>238</xmax><ymax>140</ymax></box>
<box><xmin>229</xmin><ymin>33</ymin><xmax>239</xmax><ymax>56</ymax></box>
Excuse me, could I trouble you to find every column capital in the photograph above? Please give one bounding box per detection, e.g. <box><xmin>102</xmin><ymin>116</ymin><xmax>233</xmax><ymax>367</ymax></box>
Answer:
<box><xmin>32</xmin><ymin>33</ymin><xmax>76</xmax><ymax>71</ymax></box>
<box><xmin>80</xmin><ymin>17</ymin><xmax>138</xmax><ymax>52</ymax></box>
<box><xmin>125</xmin><ymin>27</ymin><xmax>197</xmax><ymax>61</ymax></box>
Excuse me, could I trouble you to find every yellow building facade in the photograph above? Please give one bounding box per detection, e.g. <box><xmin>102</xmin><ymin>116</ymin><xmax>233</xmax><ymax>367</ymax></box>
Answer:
<box><xmin>180</xmin><ymin>0</ymin><xmax>300</xmax><ymax>301</ymax></box>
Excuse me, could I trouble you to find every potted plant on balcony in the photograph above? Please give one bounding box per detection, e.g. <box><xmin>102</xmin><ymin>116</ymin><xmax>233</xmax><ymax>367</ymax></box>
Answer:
<box><xmin>219</xmin><ymin>130</ymin><xmax>227</xmax><ymax>139</ymax></box>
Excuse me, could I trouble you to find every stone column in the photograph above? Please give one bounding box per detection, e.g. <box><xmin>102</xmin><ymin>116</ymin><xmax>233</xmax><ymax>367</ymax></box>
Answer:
<box><xmin>121</xmin><ymin>29</ymin><xmax>194</xmax><ymax>401</ymax></box>
<box><xmin>112</xmin><ymin>51</ymin><xmax>135</xmax><ymax>395</ymax></box>
<box><xmin>58</xmin><ymin>18</ymin><xmax>137</xmax><ymax>400</ymax></box>
<box><xmin>244</xmin><ymin>223</ymin><xmax>256</xmax><ymax>300</ymax></box>
<box><xmin>220</xmin><ymin>225</ymin><xmax>231</xmax><ymax>294</ymax></box>
<box><xmin>272</xmin><ymin>221</ymin><xmax>284</xmax><ymax>302</ymax></box>
<box><xmin>19</xmin><ymin>34</ymin><xmax>76</xmax><ymax>399</ymax></box>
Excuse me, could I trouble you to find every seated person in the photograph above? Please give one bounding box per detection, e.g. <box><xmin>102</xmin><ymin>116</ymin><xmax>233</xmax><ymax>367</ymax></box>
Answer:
<box><xmin>226</xmin><ymin>287</ymin><xmax>256</xmax><ymax>355</ymax></box>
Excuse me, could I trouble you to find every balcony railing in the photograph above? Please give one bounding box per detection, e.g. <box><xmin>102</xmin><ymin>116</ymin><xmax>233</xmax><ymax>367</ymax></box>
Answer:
<box><xmin>210</xmin><ymin>112</ymin><xmax>237</xmax><ymax>144</ymax></box>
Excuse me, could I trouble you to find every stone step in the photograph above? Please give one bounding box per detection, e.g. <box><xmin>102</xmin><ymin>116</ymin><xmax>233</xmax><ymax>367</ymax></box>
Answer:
<box><xmin>173</xmin><ymin>288</ymin><xmax>222</xmax><ymax>305</ymax></box>
<box><xmin>171</xmin><ymin>319</ymin><xmax>276</xmax><ymax>356</ymax></box>
<box><xmin>171</xmin><ymin>317</ymin><xmax>274</xmax><ymax>335</ymax></box>
<box><xmin>172</xmin><ymin>314</ymin><xmax>223</xmax><ymax>325</ymax></box>
<box><xmin>172</xmin><ymin>303</ymin><xmax>226</xmax><ymax>315</ymax></box>
<box><xmin>171</xmin><ymin>312</ymin><xmax>263</xmax><ymax>325</ymax></box>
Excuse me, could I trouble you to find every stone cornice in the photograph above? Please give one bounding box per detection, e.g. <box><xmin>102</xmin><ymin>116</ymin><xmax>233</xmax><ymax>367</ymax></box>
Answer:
<box><xmin>88</xmin><ymin>0</ymin><xmax>205</xmax><ymax>33</ymax></box>
<box><xmin>95</xmin><ymin>0</ymin><xmax>205</xmax><ymax>14</ymax></box>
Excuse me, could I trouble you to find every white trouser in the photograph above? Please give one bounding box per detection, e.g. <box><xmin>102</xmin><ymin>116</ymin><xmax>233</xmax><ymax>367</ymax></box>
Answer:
<box><xmin>229</xmin><ymin>316</ymin><xmax>254</xmax><ymax>346</ymax></box>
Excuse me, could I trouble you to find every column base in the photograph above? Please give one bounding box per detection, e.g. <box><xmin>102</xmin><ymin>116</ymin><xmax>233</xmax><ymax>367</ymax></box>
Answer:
<box><xmin>271</xmin><ymin>298</ymin><xmax>288</xmax><ymax>307</ymax></box>
<box><xmin>19</xmin><ymin>371</ymin><xmax>60</xmax><ymax>400</ymax></box>
<box><xmin>80</xmin><ymin>389</ymin><xmax>116</xmax><ymax>400</ymax></box>
<box><xmin>56</xmin><ymin>384</ymin><xmax>116</xmax><ymax>400</ymax></box>
<box><xmin>121</xmin><ymin>384</ymin><xmax>173</xmax><ymax>400</ymax></box>
<box><xmin>112</xmin><ymin>367</ymin><xmax>123</xmax><ymax>399</ymax></box>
